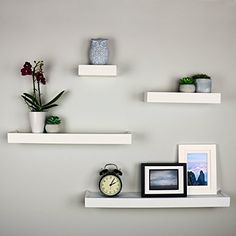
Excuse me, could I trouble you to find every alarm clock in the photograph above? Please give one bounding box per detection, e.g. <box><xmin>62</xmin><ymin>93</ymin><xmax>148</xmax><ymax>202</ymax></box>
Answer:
<box><xmin>99</xmin><ymin>164</ymin><xmax>122</xmax><ymax>197</ymax></box>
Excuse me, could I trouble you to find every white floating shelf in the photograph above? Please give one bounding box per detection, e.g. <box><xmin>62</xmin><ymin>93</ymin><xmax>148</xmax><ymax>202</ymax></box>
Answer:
<box><xmin>78</xmin><ymin>65</ymin><xmax>117</xmax><ymax>77</ymax></box>
<box><xmin>7</xmin><ymin>132</ymin><xmax>132</xmax><ymax>145</ymax></box>
<box><xmin>145</xmin><ymin>92</ymin><xmax>221</xmax><ymax>104</ymax></box>
<box><xmin>85</xmin><ymin>191</ymin><xmax>230</xmax><ymax>208</ymax></box>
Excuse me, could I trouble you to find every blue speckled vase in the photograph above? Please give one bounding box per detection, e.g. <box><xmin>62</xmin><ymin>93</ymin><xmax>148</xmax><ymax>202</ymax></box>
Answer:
<box><xmin>89</xmin><ymin>38</ymin><xmax>109</xmax><ymax>65</ymax></box>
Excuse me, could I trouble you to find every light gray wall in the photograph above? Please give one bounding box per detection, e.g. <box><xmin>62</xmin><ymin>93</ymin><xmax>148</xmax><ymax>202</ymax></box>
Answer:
<box><xmin>0</xmin><ymin>0</ymin><xmax>235</xmax><ymax>235</ymax></box>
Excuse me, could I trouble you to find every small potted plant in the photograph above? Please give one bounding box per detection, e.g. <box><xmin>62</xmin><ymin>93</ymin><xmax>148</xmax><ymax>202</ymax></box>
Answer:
<box><xmin>45</xmin><ymin>116</ymin><xmax>62</xmax><ymax>133</ymax></box>
<box><xmin>179</xmin><ymin>77</ymin><xmax>195</xmax><ymax>93</ymax></box>
<box><xmin>192</xmin><ymin>73</ymin><xmax>211</xmax><ymax>93</ymax></box>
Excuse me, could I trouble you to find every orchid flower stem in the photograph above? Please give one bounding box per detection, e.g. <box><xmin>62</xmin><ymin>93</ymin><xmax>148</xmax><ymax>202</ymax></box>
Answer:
<box><xmin>32</xmin><ymin>70</ymin><xmax>37</xmax><ymax>100</ymax></box>
<box><xmin>32</xmin><ymin>61</ymin><xmax>41</xmax><ymax>107</ymax></box>
<box><xmin>37</xmin><ymin>81</ymin><xmax>42</xmax><ymax>107</ymax></box>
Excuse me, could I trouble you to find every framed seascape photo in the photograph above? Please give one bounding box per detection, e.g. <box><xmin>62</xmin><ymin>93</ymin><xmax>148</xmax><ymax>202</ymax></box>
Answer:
<box><xmin>178</xmin><ymin>144</ymin><xmax>217</xmax><ymax>195</ymax></box>
<box><xmin>141</xmin><ymin>163</ymin><xmax>187</xmax><ymax>197</ymax></box>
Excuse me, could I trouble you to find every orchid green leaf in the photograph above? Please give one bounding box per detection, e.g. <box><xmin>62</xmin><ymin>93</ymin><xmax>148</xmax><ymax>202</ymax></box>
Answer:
<box><xmin>43</xmin><ymin>90</ymin><xmax>65</xmax><ymax>108</ymax></box>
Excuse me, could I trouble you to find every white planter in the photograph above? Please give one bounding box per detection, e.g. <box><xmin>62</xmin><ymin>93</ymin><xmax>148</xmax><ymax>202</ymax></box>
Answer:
<box><xmin>45</xmin><ymin>124</ymin><xmax>61</xmax><ymax>133</ymax></box>
<box><xmin>179</xmin><ymin>84</ymin><xmax>196</xmax><ymax>93</ymax></box>
<box><xmin>29</xmin><ymin>112</ymin><xmax>46</xmax><ymax>133</ymax></box>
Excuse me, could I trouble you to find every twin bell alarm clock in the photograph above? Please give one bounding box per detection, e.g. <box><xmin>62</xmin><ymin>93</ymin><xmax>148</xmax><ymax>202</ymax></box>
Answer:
<box><xmin>99</xmin><ymin>164</ymin><xmax>122</xmax><ymax>197</ymax></box>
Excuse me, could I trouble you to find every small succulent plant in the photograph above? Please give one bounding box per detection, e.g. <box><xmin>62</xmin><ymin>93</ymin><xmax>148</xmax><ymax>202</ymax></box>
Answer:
<box><xmin>46</xmin><ymin>116</ymin><xmax>61</xmax><ymax>125</ymax></box>
<box><xmin>179</xmin><ymin>77</ymin><xmax>195</xmax><ymax>84</ymax></box>
<box><xmin>191</xmin><ymin>74</ymin><xmax>211</xmax><ymax>80</ymax></box>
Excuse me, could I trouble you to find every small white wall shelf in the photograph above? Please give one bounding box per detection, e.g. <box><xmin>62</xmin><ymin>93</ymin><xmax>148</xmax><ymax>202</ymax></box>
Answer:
<box><xmin>7</xmin><ymin>132</ymin><xmax>132</xmax><ymax>145</ymax></box>
<box><xmin>78</xmin><ymin>65</ymin><xmax>117</xmax><ymax>77</ymax></box>
<box><xmin>85</xmin><ymin>191</ymin><xmax>230</xmax><ymax>208</ymax></box>
<box><xmin>145</xmin><ymin>92</ymin><xmax>221</xmax><ymax>104</ymax></box>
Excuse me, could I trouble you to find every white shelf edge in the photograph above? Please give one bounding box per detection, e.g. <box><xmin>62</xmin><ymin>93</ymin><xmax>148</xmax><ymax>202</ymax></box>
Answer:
<box><xmin>7</xmin><ymin>132</ymin><xmax>132</xmax><ymax>144</ymax></box>
<box><xmin>145</xmin><ymin>92</ymin><xmax>221</xmax><ymax>104</ymax></box>
<box><xmin>84</xmin><ymin>190</ymin><xmax>230</xmax><ymax>208</ymax></box>
<box><xmin>78</xmin><ymin>65</ymin><xmax>117</xmax><ymax>77</ymax></box>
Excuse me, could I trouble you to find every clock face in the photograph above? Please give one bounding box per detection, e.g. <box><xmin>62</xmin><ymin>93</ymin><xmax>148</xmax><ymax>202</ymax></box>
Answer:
<box><xmin>99</xmin><ymin>174</ymin><xmax>122</xmax><ymax>197</ymax></box>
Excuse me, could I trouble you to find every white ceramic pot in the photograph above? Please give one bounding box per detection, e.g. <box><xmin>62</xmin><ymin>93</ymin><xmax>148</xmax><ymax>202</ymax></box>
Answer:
<box><xmin>45</xmin><ymin>124</ymin><xmax>61</xmax><ymax>133</ymax></box>
<box><xmin>179</xmin><ymin>84</ymin><xmax>196</xmax><ymax>93</ymax></box>
<box><xmin>29</xmin><ymin>112</ymin><xmax>46</xmax><ymax>133</ymax></box>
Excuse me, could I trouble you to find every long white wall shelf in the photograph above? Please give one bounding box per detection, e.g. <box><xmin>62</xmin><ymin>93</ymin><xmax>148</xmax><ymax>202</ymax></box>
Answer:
<box><xmin>7</xmin><ymin>132</ymin><xmax>132</xmax><ymax>144</ymax></box>
<box><xmin>145</xmin><ymin>92</ymin><xmax>221</xmax><ymax>104</ymax></box>
<box><xmin>85</xmin><ymin>191</ymin><xmax>230</xmax><ymax>208</ymax></box>
<box><xmin>78</xmin><ymin>65</ymin><xmax>117</xmax><ymax>77</ymax></box>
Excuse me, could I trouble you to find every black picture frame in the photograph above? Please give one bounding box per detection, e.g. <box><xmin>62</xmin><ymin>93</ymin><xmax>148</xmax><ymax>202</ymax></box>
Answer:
<box><xmin>141</xmin><ymin>163</ymin><xmax>187</xmax><ymax>198</ymax></box>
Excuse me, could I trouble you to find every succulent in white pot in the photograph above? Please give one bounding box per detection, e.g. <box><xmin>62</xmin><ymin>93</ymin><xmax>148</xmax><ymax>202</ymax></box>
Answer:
<box><xmin>45</xmin><ymin>116</ymin><xmax>62</xmax><ymax>133</ymax></box>
<box><xmin>179</xmin><ymin>77</ymin><xmax>196</xmax><ymax>93</ymax></box>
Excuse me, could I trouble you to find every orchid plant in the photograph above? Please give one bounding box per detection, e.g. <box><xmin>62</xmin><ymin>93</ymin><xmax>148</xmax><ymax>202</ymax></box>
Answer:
<box><xmin>20</xmin><ymin>61</ymin><xmax>65</xmax><ymax>112</ymax></box>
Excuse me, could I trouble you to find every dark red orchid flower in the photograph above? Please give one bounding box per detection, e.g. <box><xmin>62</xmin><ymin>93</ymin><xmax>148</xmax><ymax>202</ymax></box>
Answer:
<box><xmin>41</xmin><ymin>77</ymin><xmax>46</xmax><ymax>85</ymax></box>
<box><xmin>21</xmin><ymin>67</ymin><xmax>32</xmax><ymax>76</ymax></box>
<box><xmin>35</xmin><ymin>72</ymin><xmax>46</xmax><ymax>85</ymax></box>
<box><xmin>23</xmin><ymin>62</ymin><xmax>32</xmax><ymax>68</ymax></box>
<box><xmin>21</xmin><ymin>62</ymin><xmax>32</xmax><ymax>76</ymax></box>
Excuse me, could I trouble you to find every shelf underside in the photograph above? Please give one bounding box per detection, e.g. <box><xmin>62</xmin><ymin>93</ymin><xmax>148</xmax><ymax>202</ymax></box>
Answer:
<box><xmin>85</xmin><ymin>191</ymin><xmax>230</xmax><ymax>208</ymax></box>
<box><xmin>7</xmin><ymin>132</ymin><xmax>132</xmax><ymax>144</ymax></box>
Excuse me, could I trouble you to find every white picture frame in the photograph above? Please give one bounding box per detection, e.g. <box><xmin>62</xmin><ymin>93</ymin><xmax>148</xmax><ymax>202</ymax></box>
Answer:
<box><xmin>178</xmin><ymin>144</ymin><xmax>217</xmax><ymax>195</ymax></box>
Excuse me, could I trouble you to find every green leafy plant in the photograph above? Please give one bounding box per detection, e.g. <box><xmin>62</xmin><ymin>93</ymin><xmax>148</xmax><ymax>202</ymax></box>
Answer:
<box><xmin>46</xmin><ymin>116</ymin><xmax>61</xmax><ymax>125</ymax></box>
<box><xmin>179</xmin><ymin>77</ymin><xmax>195</xmax><ymax>84</ymax></box>
<box><xmin>191</xmin><ymin>74</ymin><xmax>211</xmax><ymax>80</ymax></box>
<box><xmin>20</xmin><ymin>61</ymin><xmax>65</xmax><ymax>112</ymax></box>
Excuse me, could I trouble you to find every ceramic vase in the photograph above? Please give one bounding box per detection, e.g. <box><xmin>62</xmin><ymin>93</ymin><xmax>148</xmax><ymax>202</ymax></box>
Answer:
<box><xmin>29</xmin><ymin>112</ymin><xmax>46</xmax><ymax>133</ymax></box>
<box><xmin>195</xmin><ymin>79</ymin><xmax>212</xmax><ymax>93</ymax></box>
<box><xmin>89</xmin><ymin>38</ymin><xmax>109</xmax><ymax>65</ymax></box>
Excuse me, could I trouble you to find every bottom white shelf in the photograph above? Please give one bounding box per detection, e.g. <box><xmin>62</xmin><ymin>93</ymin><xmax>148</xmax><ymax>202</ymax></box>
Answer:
<box><xmin>85</xmin><ymin>190</ymin><xmax>230</xmax><ymax>208</ymax></box>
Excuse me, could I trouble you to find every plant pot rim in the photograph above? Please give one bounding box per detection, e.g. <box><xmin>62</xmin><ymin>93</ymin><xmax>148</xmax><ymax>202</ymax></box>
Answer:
<box><xmin>30</xmin><ymin>111</ymin><xmax>47</xmax><ymax>113</ymax></box>
<box><xmin>46</xmin><ymin>124</ymin><xmax>61</xmax><ymax>126</ymax></box>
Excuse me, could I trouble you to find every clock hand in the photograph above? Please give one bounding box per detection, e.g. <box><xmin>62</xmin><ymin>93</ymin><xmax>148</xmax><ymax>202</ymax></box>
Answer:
<box><xmin>110</xmin><ymin>181</ymin><xmax>117</xmax><ymax>186</ymax></box>
<box><xmin>110</xmin><ymin>178</ymin><xmax>115</xmax><ymax>186</ymax></box>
